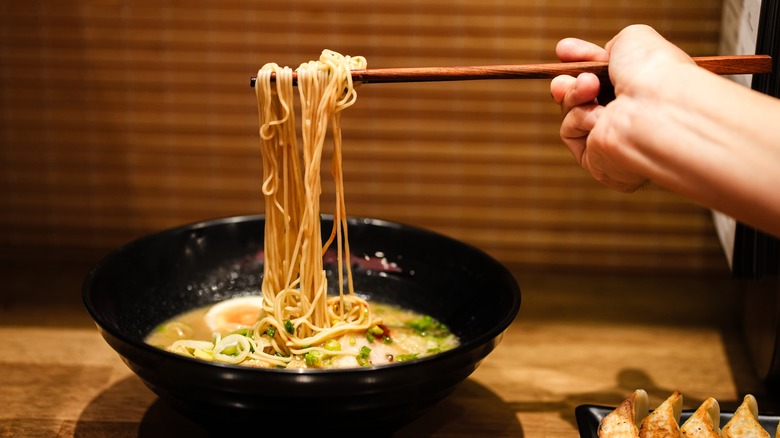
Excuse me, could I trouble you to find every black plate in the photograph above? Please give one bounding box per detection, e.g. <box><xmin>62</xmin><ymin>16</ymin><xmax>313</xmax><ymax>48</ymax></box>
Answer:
<box><xmin>575</xmin><ymin>404</ymin><xmax>780</xmax><ymax>437</ymax></box>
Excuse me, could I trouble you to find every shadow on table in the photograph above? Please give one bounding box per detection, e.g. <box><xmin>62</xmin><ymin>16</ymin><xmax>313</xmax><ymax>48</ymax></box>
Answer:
<box><xmin>528</xmin><ymin>367</ymin><xmax>780</xmax><ymax>434</ymax></box>
<box><xmin>506</xmin><ymin>367</ymin><xmax>714</xmax><ymax>432</ymax></box>
<box><xmin>73</xmin><ymin>375</ymin><xmax>524</xmax><ymax>437</ymax></box>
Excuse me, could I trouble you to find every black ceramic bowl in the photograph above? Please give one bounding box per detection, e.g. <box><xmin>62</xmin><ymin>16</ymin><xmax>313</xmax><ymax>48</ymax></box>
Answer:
<box><xmin>83</xmin><ymin>215</ymin><xmax>521</xmax><ymax>432</ymax></box>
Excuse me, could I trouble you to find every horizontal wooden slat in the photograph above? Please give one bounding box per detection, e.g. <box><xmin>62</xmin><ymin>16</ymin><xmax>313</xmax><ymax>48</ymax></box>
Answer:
<box><xmin>0</xmin><ymin>0</ymin><xmax>728</xmax><ymax>273</ymax></box>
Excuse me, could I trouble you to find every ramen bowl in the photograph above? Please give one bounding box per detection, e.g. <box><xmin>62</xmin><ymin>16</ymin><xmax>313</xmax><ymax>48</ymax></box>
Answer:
<box><xmin>82</xmin><ymin>215</ymin><xmax>521</xmax><ymax>432</ymax></box>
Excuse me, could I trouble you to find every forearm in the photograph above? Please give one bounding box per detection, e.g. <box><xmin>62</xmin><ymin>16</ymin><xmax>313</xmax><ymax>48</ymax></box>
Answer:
<box><xmin>622</xmin><ymin>65</ymin><xmax>780</xmax><ymax>236</ymax></box>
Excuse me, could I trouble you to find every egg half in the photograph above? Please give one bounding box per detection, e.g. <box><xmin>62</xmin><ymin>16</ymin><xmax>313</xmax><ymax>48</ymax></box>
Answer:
<box><xmin>204</xmin><ymin>295</ymin><xmax>265</xmax><ymax>333</ymax></box>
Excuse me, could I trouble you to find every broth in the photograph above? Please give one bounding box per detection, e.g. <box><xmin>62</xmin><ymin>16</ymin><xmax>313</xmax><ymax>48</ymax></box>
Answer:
<box><xmin>146</xmin><ymin>296</ymin><xmax>459</xmax><ymax>369</ymax></box>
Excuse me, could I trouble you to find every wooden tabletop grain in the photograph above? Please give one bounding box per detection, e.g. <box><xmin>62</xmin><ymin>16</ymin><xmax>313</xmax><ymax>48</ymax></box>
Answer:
<box><xmin>1</xmin><ymin>257</ymin><xmax>777</xmax><ymax>437</ymax></box>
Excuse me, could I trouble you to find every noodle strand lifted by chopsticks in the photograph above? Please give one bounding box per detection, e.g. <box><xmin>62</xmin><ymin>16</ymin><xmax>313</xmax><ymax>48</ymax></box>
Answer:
<box><xmin>252</xmin><ymin>50</ymin><xmax>375</xmax><ymax>362</ymax></box>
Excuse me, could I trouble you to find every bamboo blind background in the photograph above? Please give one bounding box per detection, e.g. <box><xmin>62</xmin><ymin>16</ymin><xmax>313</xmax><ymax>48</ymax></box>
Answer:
<box><xmin>0</xmin><ymin>0</ymin><xmax>730</xmax><ymax>273</ymax></box>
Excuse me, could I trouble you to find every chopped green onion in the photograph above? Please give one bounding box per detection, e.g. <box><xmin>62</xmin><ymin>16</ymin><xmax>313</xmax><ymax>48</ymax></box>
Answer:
<box><xmin>406</xmin><ymin>315</ymin><xmax>451</xmax><ymax>337</ymax></box>
<box><xmin>284</xmin><ymin>320</ymin><xmax>294</xmax><ymax>334</ymax></box>
<box><xmin>193</xmin><ymin>348</ymin><xmax>213</xmax><ymax>360</ymax></box>
<box><xmin>356</xmin><ymin>345</ymin><xmax>372</xmax><ymax>367</ymax></box>
<box><xmin>230</xmin><ymin>328</ymin><xmax>253</xmax><ymax>338</ymax></box>
<box><xmin>324</xmin><ymin>339</ymin><xmax>341</xmax><ymax>351</ymax></box>
<box><xmin>396</xmin><ymin>353</ymin><xmax>418</xmax><ymax>362</ymax></box>
<box><xmin>266</xmin><ymin>326</ymin><xmax>277</xmax><ymax>337</ymax></box>
<box><xmin>304</xmin><ymin>350</ymin><xmax>322</xmax><ymax>366</ymax></box>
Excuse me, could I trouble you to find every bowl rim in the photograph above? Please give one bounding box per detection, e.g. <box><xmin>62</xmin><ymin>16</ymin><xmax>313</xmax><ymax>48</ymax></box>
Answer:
<box><xmin>82</xmin><ymin>214</ymin><xmax>522</xmax><ymax>375</ymax></box>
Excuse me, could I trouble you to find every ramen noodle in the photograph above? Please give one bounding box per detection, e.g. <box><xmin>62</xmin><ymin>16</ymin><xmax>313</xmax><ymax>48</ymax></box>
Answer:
<box><xmin>145</xmin><ymin>51</ymin><xmax>459</xmax><ymax>368</ymax></box>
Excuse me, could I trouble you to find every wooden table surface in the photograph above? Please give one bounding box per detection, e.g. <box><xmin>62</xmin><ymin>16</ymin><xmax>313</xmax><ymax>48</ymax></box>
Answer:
<box><xmin>2</xmin><ymin>256</ymin><xmax>778</xmax><ymax>437</ymax></box>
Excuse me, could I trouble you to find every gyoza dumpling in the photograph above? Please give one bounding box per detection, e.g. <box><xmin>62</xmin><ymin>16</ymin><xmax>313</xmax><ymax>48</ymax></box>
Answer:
<box><xmin>639</xmin><ymin>390</ymin><xmax>683</xmax><ymax>437</ymax></box>
<box><xmin>722</xmin><ymin>394</ymin><xmax>769</xmax><ymax>437</ymax></box>
<box><xmin>598</xmin><ymin>389</ymin><xmax>650</xmax><ymax>437</ymax></box>
<box><xmin>681</xmin><ymin>397</ymin><xmax>722</xmax><ymax>437</ymax></box>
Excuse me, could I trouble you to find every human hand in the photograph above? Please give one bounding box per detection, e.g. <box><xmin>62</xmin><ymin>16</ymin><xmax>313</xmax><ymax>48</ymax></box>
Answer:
<box><xmin>549</xmin><ymin>25</ymin><xmax>696</xmax><ymax>192</ymax></box>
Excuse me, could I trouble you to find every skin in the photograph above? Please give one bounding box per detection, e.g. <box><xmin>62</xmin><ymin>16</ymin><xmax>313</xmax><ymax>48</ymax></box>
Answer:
<box><xmin>550</xmin><ymin>24</ymin><xmax>780</xmax><ymax>238</ymax></box>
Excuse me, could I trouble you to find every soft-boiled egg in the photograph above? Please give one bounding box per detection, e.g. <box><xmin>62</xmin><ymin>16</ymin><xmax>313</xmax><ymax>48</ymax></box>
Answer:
<box><xmin>204</xmin><ymin>295</ymin><xmax>265</xmax><ymax>333</ymax></box>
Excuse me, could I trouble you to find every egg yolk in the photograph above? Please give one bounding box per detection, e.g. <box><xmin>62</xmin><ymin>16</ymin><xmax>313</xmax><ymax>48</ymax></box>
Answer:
<box><xmin>204</xmin><ymin>296</ymin><xmax>265</xmax><ymax>332</ymax></box>
<box><xmin>219</xmin><ymin>306</ymin><xmax>260</xmax><ymax>327</ymax></box>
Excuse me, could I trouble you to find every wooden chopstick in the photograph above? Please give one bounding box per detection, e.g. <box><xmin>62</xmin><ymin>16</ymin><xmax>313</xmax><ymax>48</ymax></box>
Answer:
<box><xmin>248</xmin><ymin>55</ymin><xmax>772</xmax><ymax>87</ymax></box>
